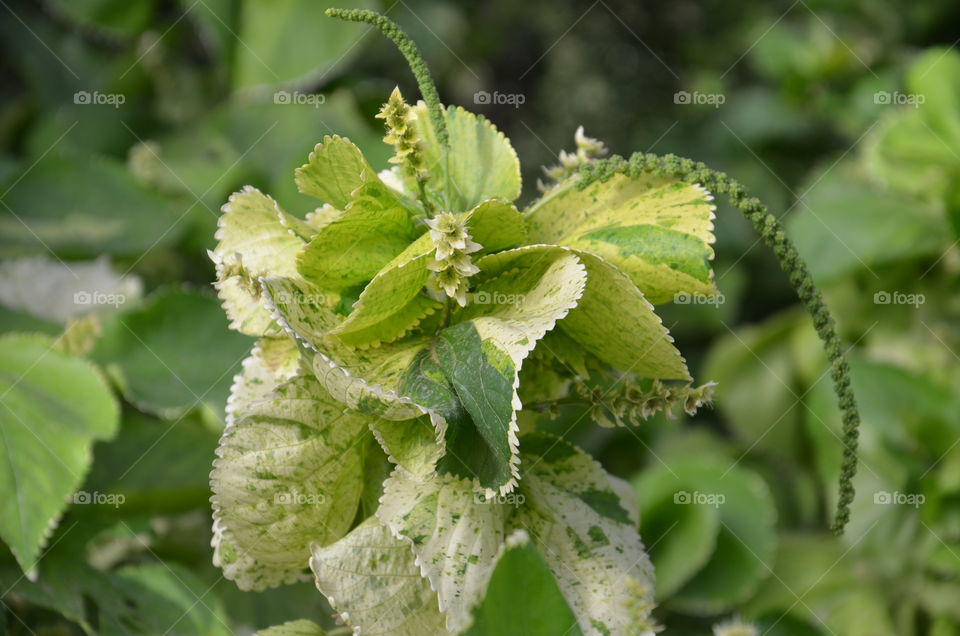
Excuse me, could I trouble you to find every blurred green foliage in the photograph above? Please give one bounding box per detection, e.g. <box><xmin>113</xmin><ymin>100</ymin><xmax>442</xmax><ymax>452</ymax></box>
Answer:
<box><xmin>1</xmin><ymin>0</ymin><xmax>959</xmax><ymax>633</ymax></box>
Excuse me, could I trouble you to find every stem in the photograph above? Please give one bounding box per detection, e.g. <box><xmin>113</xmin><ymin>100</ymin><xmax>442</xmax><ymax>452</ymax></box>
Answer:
<box><xmin>579</xmin><ymin>152</ymin><xmax>861</xmax><ymax>535</ymax></box>
<box><xmin>326</xmin><ymin>8</ymin><xmax>448</xmax><ymax>146</ymax></box>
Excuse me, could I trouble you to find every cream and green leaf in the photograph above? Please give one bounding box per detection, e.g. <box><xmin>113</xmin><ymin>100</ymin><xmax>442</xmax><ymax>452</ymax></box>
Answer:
<box><xmin>210</xmin><ymin>373</ymin><xmax>370</xmax><ymax>590</ymax></box>
<box><xmin>310</xmin><ymin>516</ymin><xmax>448</xmax><ymax>636</ymax></box>
<box><xmin>525</xmin><ymin>172</ymin><xmax>716</xmax><ymax>304</ymax></box>
<box><xmin>212</xmin><ymin>186</ymin><xmax>306</xmax><ymax>336</ymax></box>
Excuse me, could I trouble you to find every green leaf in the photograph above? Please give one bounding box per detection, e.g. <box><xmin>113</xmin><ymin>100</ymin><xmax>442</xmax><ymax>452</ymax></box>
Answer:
<box><xmin>232</xmin><ymin>0</ymin><xmax>375</xmax><ymax>93</ymax></box>
<box><xmin>211</xmin><ymin>373</ymin><xmax>370</xmax><ymax>590</ymax></box>
<box><xmin>411</xmin><ymin>103</ymin><xmax>522</xmax><ymax>212</ymax></box>
<box><xmin>310</xmin><ymin>516</ymin><xmax>447</xmax><ymax>636</ymax></box>
<box><xmin>907</xmin><ymin>47</ymin><xmax>960</xmax><ymax>149</ymax></box>
<box><xmin>788</xmin><ymin>161</ymin><xmax>946</xmax><ymax>283</ymax></box>
<box><xmin>378</xmin><ymin>470</ymin><xmax>511</xmax><ymax>633</ymax></box>
<box><xmin>525</xmin><ymin>172</ymin><xmax>716</xmax><ymax>304</ymax></box>
<box><xmin>213</xmin><ymin>186</ymin><xmax>306</xmax><ymax>336</ymax></box>
<box><xmin>296</xmin><ymin>177</ymin><xmax>420</xmax><ymax>292</ymax></box>
<box><xmin>516</xmin><ymin>433</ymin><xmax>658</xmax><ymax>636</ymax></box>
<box><xmin>295</xmin><ymin>135</ymin><xmax>378</xmax><ymax>209</ymax></box>
<box><xmin>0</xmin><ymin>334</ymin><xmax>119</xmax><ymax>578</ymax></box>
<box><xmin>464</xmin><ymin>530</ymin><xmax>583</xmax><ymax>636</ymax></box>
<box><xmin>437</xmin><ymin>247</ymin><xmax>587</xmax><ymax>493</ymax></box>
<box><xmin>333</xmin><ymin>199</ymin><xmax>526</xmax><ymax>347</ymax></box>
<box><xmin>0</xmin><ymin>255</ymin><xmax>142</xmax><ymax>324</ymax></box>
<box><xmin>91</xmin><ymin>288</ymin><xmax>252</xmax><ymax>419</ymax></box>
<box><xmin>0</xmin><ymin>547</ymin><xmax>232</xmax><ymax>635</ymax></box>
<box><xmin>633</xmin><ymin>459</ymin><xmax>777</xmax><ymax>614</ymax></box>
<box><xmin>83</xmin><ymin>410</ymin><xmax>220</xmax><ymax>514</ymax></box>
<box><xmin>255</xmin><ymin>619</ymin><xmax>326</xmax><ymax>635</ymax></box>
<box><xmin>0</xmin><ymin>156</ymin><xmax>180</xmax><ymax>258</ymax></box>
<box><xmin>630</xmin><ymin>466</ymin><xmax>721</xmax><ymax>598</ymax></box>
<box><xmin>46</xmin><ymin>0</ymin><xmax>156</xmax><ymax>39</ymax></box>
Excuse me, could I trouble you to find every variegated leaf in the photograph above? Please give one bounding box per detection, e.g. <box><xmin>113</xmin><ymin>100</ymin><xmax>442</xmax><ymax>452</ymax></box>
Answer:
<box><xmin>212</xmin><ymin>186</ymin><xmax>306</xmax><ymax>336</ymax></box>
<box><xmin>525</xmin><ymin>173</ymin><xmax>716</xmax><ymax>304</ymax></box>
<box><xmin>225</xmin><ymin>337</ymin><xmax>301</xmax><ymax>426</ymax></box>
<box><xmin>295</xmin><ymin>135</ymin><xmax>376</xmax><ymax>210</ymax></box>
<box><xmin>560</xmin><ymin>250</ymin><xmax>689</xmax><ymax>380</ymax></box>
<box><xmin>210</xmin><ymin>374</ymin><xmax>369</xmax><ymax>591</ymax></box>
<box><xmin>513</xmin><ymin>433</ymin><xmax>658</xmax><ymax>636</ymax></box>
<box><xmin>378</xmin><ymin>470</ymin><xmax>511</xmax><ymax>633</ymax></box>
<box><xmin>410</xmin><ymin>103</ymin><xmax>522</xmax><ymax>212</ymax></box>
<box><xmin>310</xmin><ymin>516</ymin><xmax>447</xmax><ymax>636</ymax></box>
<box><xmin>254</xmin><ymin>619</ymin><xmax>326</xmax><ymax>635</ymax></box>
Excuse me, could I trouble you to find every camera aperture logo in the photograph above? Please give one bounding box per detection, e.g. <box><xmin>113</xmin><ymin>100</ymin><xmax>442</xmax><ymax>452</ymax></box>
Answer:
<box><xmin>474</xmin><ymin>90</ymin><xmax>525</xmax><ymax>108</ymax></box>
<box><xmin>74</xmin><ymin>91</ymin><xmax>126</xmax><ymax>108</ymax></box>
<box><xmin>874</xmin><ymin>490</ymin><xmax>924</xmax><ymax>508</ymax></box>
<box><xmin>275</xmin><ymin>492</ymin><xmax>327</xmax><ymax>505</ymax></box>
<box><xmin>73</xmin><ymin>490</ymin><xmax>125</xmax><ymax>508</ymax></box>
<box><xmin>273</xmin><ymin>91</ymin><xmax>326</xmax><ymax>108</ymax></box>
<box><xmin>674</xmin><ymin>490</ymin><xmax>725</xmax><ymax>508</ymax></box>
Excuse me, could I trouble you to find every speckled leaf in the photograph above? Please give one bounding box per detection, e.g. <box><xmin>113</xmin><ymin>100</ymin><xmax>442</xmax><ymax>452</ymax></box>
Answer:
<box><xmin>513</xmin><ymin>433</ymin><xmax>658</xmax><ymax>636</ymax></box>
<box><xmin>260</xmin><ymin>275</ymin><xmax>342</xmax><ymax>347</ymax></box>
<box><xmin>225</xmin><ymin>337</ymin><xmax>301</xmax><ymax>426</ymax></box>
<box><xmin>210</xmin><ymin>374</ymin><xmax>369</xmax><ymax>591</ymax></box>
<box><xmin>213</xmin><ymin>186</ymin><xmax>306</xmax><ymax>336</ymax></box>
<box><xmin>378</xmin><ymin>470</ymin><xmax>511</xmax><ymax>633</ymax></box>
<box><xmin>295</xmin><ymin>135</ymin><xmax>375</xmax><ymax>210</ymax></box>
<box><xmin>296</xmin><ymin>177</ymin><xmax>420</xmax><ymax>291</ymax></box>
<box><xmin>333</xmin><ymin>199</ymin><xmax>526</xmax><ymax>347</ymax></box>
<box><xmin>310</xmin><ymin>516</ymin><xmax>447</xmax><ymax>636</ymax></box>
<box><xmin>410</xmin><ymin>103</ymin><xmax>522</xmax><ymax>212</ymax></box>
<box><xmin>255</xmin><ymin>619</ymin><xmax>326</xmax><ymax>635</ymax></box>
<box><xmin>370</xmin><ymin>413</ymin><xmax>446</xmax><ymax>479</ymax></box>
<box><xmin>436</xmin><ymin>247</ymin><xmax>587</xmax><ymax>493</ymax></box>
<box><xmin>562</xmin><ymin>250</ymin><xmax>689</xmax><ymax>380</ymax></box>
<box><xmin>525</xmin><ymin>173</ymin><xmax>716</xmax><ymax>304</ymax></box>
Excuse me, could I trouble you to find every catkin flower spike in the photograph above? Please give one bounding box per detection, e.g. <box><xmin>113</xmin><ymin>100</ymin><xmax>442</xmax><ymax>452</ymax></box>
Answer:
<box><xmin>425</xmin><ymin>213</ymin><xmax>481</xmax><ymax>307</ymax></box>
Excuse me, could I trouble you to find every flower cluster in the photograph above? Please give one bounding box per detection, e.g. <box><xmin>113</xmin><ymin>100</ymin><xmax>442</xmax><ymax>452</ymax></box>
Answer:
<box><xmin>576</xmin><ymin>377</ymin><xmax>718</xmax><ymax>426</ymax></box>
<box><xmin>538</xmin><ymin>125</ymin><xmax>608</xmax><ymax>191</ymax></box>
<box><xmin>425</xmin><ymin>212</ymin><xmax>481</xmax><ymax>306</ymax></box>
<box><xmin>376</xmin><ymin>87</ymin><xmax>427</xmax><ymax>182</ymax></box>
